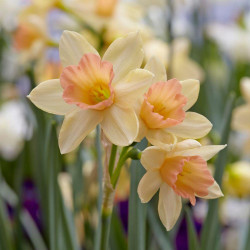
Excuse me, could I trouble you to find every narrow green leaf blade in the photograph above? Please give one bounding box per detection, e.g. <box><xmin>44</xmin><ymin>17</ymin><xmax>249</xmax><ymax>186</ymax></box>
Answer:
<box><xmin>185</xmin><ymin>206</ymin><xmax>200</xmax><ymax>250</ymax></box>
<box><xmin>147</xmin><ymin>205</ymin><xmax>173</xmax><ymax>250</ymax></box>
<box><xmin>20</xmin><ymin>210</ymin><xmax>47</xmax><ymax>250</ymax></box>
<box><xmin>0</xmin><ymin>197</ymin><xmax>14</xmax><ymax>250</ymax></box>
<box><xmin>128</xmin><ymin>139</ymin><xmax>147</xmax><ymax>250</ymax></box>
<box><xmin>201</xmin><ymin>94</ymin><xmax>236</xmax><ymax>250</ymax></box>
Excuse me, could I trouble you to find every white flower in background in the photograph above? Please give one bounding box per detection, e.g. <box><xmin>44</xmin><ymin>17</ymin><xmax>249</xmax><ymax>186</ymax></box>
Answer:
<box><xmin>0</xmin><ymin>101</ymin><xmax>31</xmax><ymax>160</ymax></box>
<box><xmin>206</xmin><ymin>23</ymin><xmax>250</xmax><ymax>62</ymax></box>
<box><xmin>0</xmin><ymin>0</ymin><xmax>21</xmax><ymax>31</ymax></box>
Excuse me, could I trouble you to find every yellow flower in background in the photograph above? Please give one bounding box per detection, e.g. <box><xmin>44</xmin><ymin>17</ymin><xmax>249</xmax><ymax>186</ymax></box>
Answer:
<box><xmin>35</xmin><ymin>59</ymin><xmax>63</xmax><ymax>83</ymax></box>
<box><xmin>135</xmin><ymin>57</ymin><xmax>212</xmax><ymax>147</ymax></box>
<box><xmin>13</xmin><ymin>14</ymin><xmax>47</xmax><ymax>58</ymax></box>
<box><xmin>138</xmin><ymin>140</ymin><xmax>226</xmax><ymax>230</ymax></box>
<box><xmin>71</xmin><ymin>0</ymin><xmax>152</xmax><ymax>44</ymax></box>
<box><xmin>144</xmin><ymin>38</ymin><xmax>204</xmax><ymax>81</ymax></box>
<box><xmin>28</xmin><ymin>31</ymin><xmax>153</xmax><ymax>154</ymax></box>
<box><xmin>224</xmin><ymin>161</ymin><xmax>250</xmax><ymax>198</ymax></box>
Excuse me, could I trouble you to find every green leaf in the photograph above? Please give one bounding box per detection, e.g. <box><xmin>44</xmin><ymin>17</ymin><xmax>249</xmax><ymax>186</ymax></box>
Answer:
<box><xmin>201</xmin><ymin>94</ymin><xmax>236</xmax><ymax>250</ymax></box>
<box><xmin>0</xmin><ymin>196</ymin><xmax>14</xmax><ymax>250</ymax></box>
<box><xmin>185</xmin><ymin>207</ymin><xmax>200</xmax><ymax>250</ymax></box>
<box><xmin>94</xmin><ymin>126</ymin><xmax>103</xmax><ymax>250</ymax></box>
<box><xmin>20</xmin><ymin>210</ymin><xmax>47</xmax><ymax>250</ymax></box>
<box><xmin>147</xmin><ymin>205</ymin><xmax>173</xmax><ymax>250</ymax></box>
<box><xmin>45</xmin><ymin>122</ymin><xmax>58</xmax><ymax>250</ymax></box>
<box><xmin>128</xmin><ymin>139</ymin><xmax>147</xmax><ymax>250</ymax></box>
<box><xmin>109</xmin><ymin>208</ymin><xmax>127</xmax><ymax>250</ymax></box>
<box><xmin>57</xmin><ymin>187</ymin><xmax>79</xmax><ymax>250</ymax></box>
<box><xmin>242</xmin><ymin>219</ymin><xmax>250</xmax><ymax>250</ymax></box>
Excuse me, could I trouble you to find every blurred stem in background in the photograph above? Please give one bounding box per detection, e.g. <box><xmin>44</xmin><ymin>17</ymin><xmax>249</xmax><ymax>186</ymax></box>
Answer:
<box><xmin>167</xmin><ymin>0</ymin><xmax>174</xmax><ymax>78</ymax></box>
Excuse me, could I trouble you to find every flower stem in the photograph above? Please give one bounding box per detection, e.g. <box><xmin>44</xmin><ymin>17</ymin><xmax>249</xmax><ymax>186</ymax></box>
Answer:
<box><xmin>100</xmin><ymin>155</ymin><xmax>115</xmax><ymax>250</ymax></box>
<box><xmin>99</xmin><ymin>143</ymin><xmax>141</xmax><ymax>249</ymax></box>
<box><xmin>100</xmin><ymin>179</ymin><xmax>115</xmax><ymax>250</ymax></box>
<box><xmin>108</xmin><ymin>145</ymin><xmax>117</xmax><ymax>176</ymax></box>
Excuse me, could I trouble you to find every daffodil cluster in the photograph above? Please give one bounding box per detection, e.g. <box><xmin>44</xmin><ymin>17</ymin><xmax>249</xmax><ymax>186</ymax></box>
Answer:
<box><xmin>28</xmin><ymin>31</ymin><xmax>225</xmax><ymax>230</ymax></box>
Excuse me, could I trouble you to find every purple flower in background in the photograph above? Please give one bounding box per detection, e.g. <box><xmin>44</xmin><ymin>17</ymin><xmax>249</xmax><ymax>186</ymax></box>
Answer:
<box><xmin>22</xmin><ymin>179</ymin><xmax>42</xmax><ymax>230</ymax></box>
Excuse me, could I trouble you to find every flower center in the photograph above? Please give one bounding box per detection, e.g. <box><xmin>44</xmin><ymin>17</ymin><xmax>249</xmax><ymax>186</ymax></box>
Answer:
<box><xmin>140</xmin><ymin>79</ymin><xmax>187</xmax><ymax>129</ymax></box>
<box><xmin>60</xmin><ymin>53</ymin><xmax>115</xmax><ymax>110</ymax></box>
<box><xmin>159</xmin><ymin>155</ymin><xmax>214</xmax><ymax>205</ymax></box>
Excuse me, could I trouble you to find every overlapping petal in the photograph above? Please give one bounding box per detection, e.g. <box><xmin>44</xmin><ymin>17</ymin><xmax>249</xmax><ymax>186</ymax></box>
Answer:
<box><xmin>147</xmin><ymin>129</ymin><xmax>177</xmax><ymax>148</ymax></box>
<box><xmin>158</xmin><ymin>183</ymin><xmax>182</xmax><ymax>231</ymax></box>
<box><xmin>114</xmin><ymin>69</ymin><xmax>154</xmax><ymax>107</ymax></box>
<box><xmin>173</xmin><ymin>144</ymin><xmax>227</xmax><ymax>161</ymax></box>
<box><xmin>166</xmin><ymin>112</ymin><xmax>212</xmax><ymax>139</ymax></box>
<box><xmin>197</xmin><ymin>181</ymin><xmax>223</xmax><ymax>199</ymax></box>
<box><xmin>59</xmin><ymin>109</ymin><xmax>103</xmax><ymax>154</ymax></box>
<box><xmin>140</xmin><ymin>146</ymin><xmax>166</xmax><ymax>171</ymax></box>
<box><xmin>59</xmin><ymin>30</ymin><xmax>99</xmax><ymax>67</ymax></box>
<box><xmin>137</xmin><ymin>170</ymin><xmax>162</xmax><ymax>203</ymax></box>
<box><xmin>180</xmin><ymin>79</ymin><xmax>200</xmax><ymax>111</ymax></box>
<box><xmin>27</xmin><ymin>79</ymin><xmax>75</xmax><ymax>115</ymax></box>
<box><xmin>103</xmin><ymin>32</ymin><xmax>144</xmax><ymax>83</ymax></box>
<box><xmin>101</xmin><ymin>105</ymin><xmax>138</xmax><ymax>146</ymax></box>
<box><xmin>144</xmin><ymin>57</ymin><xmax>167</xmax><ymax>82</ymax></box>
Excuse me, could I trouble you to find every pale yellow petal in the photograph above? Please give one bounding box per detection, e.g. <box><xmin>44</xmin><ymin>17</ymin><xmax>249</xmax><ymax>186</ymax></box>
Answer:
<box><xmin>101</xmin><ymin>105</ymin><xmax>138</xmax><ymax>146</ymax></box>
<box><xmin>59</xmin><ymin>30</ymin><xmax>99</xmax><ymax>67</ymax></box>
<box><xmin>174</xmin><ymin>145</ymin><xmax>227</xmax><ymax>161</ymax></box>
<box><xmin>158</xmin><ymin>183</ymin><xmax>182</xmax><ymax>231</ymax></box>
<box><xmin>59</xmin><ymin>109</ymin><xmax>103</xmax><ymax>154</ymax></box>
<box><xmin>147</xmin><ymin>129</ymin><xmax>177</xmax><ymax>149</ymax></box>
<box><xmin>232</xmin><ymin>104</ymin><xmax>250</xmax><ymax>132</ymax></box>
<box><xmin>197</xmin><ymin>181</ymin><xmax>223</xmax><ymax>199</ymax></box>
<box><xmin>103</xmin><ymin>32</ymin><xmax>144</xmax><ymax>83</ymax></box>
<box><xmin>115</xmin><ymin>69</ymin><xmax>154</xmax><ymax>107</ymax></box>
<box><xmin>27</xmin><ymin>79</ymin><xmax>75</xmax><ymax>115</ymax></box>
<box><xmin>141</xmin><ymin>146</ymin><xmax>166</xmax><ymax>171</ymax></box>
<box><xmin>172</xmin><ymin>139</ymin><xmax>201</xmax><ymax>152</ymax></box>
<box><xmin>137</xmin><ymin>170</ymin><xmax>162</xmax><ymax>203</ymax></box>
<box><xmin>135</xmin><ymin>117</ymin><xmax>148</xmax><ymax>142</ymax></box>
<box><xmin>166</xmin><ymin>112</ymin><xmax>212</xmax><ymax>139</ymax></box>
<box><xmin>144</xmin><ymin>56</ymin><xmax>167</xmax><ymax>82</ymax></box>
<box><xmin>180</xmin><ymin>79</ymin><xmax>200</xmax><ymax>111</ymax></box>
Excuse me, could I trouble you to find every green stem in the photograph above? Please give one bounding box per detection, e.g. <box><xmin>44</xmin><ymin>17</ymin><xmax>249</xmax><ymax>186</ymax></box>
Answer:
<box><xmin>111</xmin><ymin>147</ymin><xmax>130</xmax><ymax>187</ymax></box>
<box><xmin>99</xmin><ymin>144</ymin><xmax>141</xmax><ymax>249</ymax></box>
<box><xmin>100</xmin><ymin>181</ymin><xmax>114</xmax><ymax>250</ymax></box>
<box><xmin>100</xmin><ymin>161</ymin><xmax>115</xmax><ymax>250</ymax></box>
<box><xmin>108</xmin><ymin>145</ymin><xmax>117</xmax><ymax>176</ymax></box>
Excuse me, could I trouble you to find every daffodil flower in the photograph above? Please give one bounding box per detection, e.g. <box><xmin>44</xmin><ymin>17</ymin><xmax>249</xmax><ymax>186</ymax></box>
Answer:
<box><xmin>28</xmin><ymin>31</ymin><xmax>153</xmax><ymax>153</ymax></box>
<box><xmin>138</xmin><ymin>139</ymin><xmax>226</xmax><ymax>230</ymax></box>
<box><xmin>135</xmin><ymin>57</ymin><xmax>212</xmax><ymax>147</ymax></box>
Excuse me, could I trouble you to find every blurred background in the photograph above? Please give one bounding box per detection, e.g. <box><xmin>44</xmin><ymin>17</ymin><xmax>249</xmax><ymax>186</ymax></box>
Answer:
<box><xmin>0</xmin><ymin>0</ymin><xmax>250</xmax><ymax>249</ymax></box>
